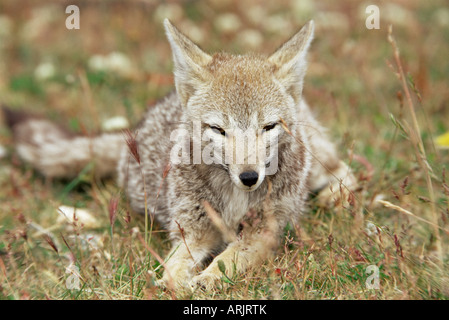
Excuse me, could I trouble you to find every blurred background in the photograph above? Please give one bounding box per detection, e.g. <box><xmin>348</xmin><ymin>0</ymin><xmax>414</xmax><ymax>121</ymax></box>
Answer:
<box><xmin>0</xmin><ymin>0</ymin><xmax>447</xmax><ymax>133</ymax></box>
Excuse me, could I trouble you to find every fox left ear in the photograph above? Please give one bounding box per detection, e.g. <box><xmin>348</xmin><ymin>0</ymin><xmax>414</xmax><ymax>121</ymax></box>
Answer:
<box><xmin>164</xmin><ymin>19</ymin><xmax>212</xmax><ymax>107</ymax></box>
<box><xmin>268</xmin><ymin>20</ymin><xmax>314</xmax><ymax>103</ymax></box>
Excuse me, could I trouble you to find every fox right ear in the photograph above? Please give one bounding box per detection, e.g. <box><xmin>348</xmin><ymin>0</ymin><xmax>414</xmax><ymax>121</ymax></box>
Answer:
<box><xmin>164</xmin><ymin>19</ymin><xmax>212</xmax><ymax>107</ymax></box>
<box><xmin>268</xmin><ymin>20</ymin><xmax>314</xmax><ymax>103</ymax></box>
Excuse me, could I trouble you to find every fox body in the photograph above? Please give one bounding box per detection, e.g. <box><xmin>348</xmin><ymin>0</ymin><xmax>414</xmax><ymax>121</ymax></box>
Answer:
<box><xmin>4</xmin><ymin>20</ymin><xmax>356</xmax><ymax>290</ymax></box>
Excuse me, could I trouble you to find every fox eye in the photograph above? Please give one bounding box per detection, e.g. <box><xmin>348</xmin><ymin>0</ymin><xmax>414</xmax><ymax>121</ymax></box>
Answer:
<box><xmin>210</xmin><ymin>125</ymin><xmax>226</xmax><ymax>136</ymax></box>
<box><xmin>263</xmin><ymin>123</ymin><xmax>278</xmax><ymax>131</ymax></box>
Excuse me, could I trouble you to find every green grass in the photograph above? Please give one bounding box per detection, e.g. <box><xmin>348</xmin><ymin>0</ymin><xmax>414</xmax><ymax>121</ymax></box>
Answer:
<box><xmin>0</xmin><ymin>0</ymin><xmax>448</xmax><ymax>300</ymax></box>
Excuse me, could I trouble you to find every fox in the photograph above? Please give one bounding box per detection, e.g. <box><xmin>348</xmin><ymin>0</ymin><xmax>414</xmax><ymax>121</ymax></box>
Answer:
<box><xmin>3</xmin><ymin>19</ymin><xmax>357</xmax><ymax>290</ymax></box>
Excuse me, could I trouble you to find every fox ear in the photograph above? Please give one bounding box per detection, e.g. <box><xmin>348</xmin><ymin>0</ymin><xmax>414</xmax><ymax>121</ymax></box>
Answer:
<box><xmin>268</xmin><ymin>20</ymin><xmax>314</xmax><ymax>103</ymax></box>
<box><xmin>164</xmin><ymin>19</ymin><xmax>212</xmax><ymax>107</ymax></box>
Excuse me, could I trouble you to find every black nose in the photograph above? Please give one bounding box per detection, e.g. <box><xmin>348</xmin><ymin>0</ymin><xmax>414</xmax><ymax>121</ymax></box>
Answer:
<box><xmin>239</xmin><ymin>171</ymin><xmax>259</xmax><ymax>187</ymax></box>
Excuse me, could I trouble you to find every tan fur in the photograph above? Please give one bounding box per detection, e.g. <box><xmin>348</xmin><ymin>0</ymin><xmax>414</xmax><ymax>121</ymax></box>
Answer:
<box><xmin>4</xmin><ymin>20</ymin><xmax>357</xmax><ymax>291</ymax></box>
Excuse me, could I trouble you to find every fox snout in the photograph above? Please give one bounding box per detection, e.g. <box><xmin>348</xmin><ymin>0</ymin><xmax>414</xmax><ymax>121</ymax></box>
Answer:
<box><xmin>239</xmin><ymin>170</ymin><xmax>259</xmax><ymax>187</ymax></box>
<box><xmin>229</xmin><ymin>164</ymin><xmax>266</xmax><ymax>191</ymax></box>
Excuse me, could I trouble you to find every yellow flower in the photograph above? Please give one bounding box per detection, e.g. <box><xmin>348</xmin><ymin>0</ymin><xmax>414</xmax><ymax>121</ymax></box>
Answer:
<box><xmin>436</xmin><ymin>131</ymin><xmax>449</xmax><ymax>148</ymax></box>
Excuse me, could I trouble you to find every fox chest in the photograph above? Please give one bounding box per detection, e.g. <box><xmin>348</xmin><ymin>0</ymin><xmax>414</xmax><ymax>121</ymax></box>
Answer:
<box><xmin>220</xmin><ymin>186</ymin><xmax>263</xmax><ymax>231</ymax></box>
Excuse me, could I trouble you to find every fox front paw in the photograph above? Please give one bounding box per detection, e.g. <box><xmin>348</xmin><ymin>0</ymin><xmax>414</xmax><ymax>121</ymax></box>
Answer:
<box><xmin>157</xmin><ymin>268</ymin><xmax>193</xmax><ymax>291</ymax></box>
<box><xmin>190</xmin><ymin>270</ymin><xmax>222</xmax><ymax>291</ymax></box>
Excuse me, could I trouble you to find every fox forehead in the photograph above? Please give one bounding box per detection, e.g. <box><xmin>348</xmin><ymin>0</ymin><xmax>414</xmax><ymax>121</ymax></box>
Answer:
<box><xmin>195</xmin><ymin>53</ymin><xmax>292</xmax><ymax>127</ymax></box>
<box><xmin>206</xmin><ymin>52</ymin><xmax>276</xmax><ymax>74</ymax></box>
<box><xmin>206</xmin><ymin>52</ymin><xmax>279</xmax><ymax>88</ymax></box>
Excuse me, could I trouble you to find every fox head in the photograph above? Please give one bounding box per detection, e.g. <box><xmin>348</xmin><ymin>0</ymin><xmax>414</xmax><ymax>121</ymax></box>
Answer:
<box><xmin>164</xmin><ymin>19</ymin><xmax>314</xmax><ymax>192</ymax></box>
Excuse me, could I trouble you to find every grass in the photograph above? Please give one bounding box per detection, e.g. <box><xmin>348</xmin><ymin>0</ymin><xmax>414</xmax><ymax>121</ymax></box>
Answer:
<box><xmin>0</xmin><ymin>0</ymin><xmax>449</xmax><ymax>300</ymax></box>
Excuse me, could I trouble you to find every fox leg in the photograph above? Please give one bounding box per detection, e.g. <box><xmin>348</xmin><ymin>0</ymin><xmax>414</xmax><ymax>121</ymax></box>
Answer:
<box><xmin>159</xmin><ymin>216</ymin><xmax>225</xmax><ymax>290</ymax></box>
<box><xmin>306</xmin><ymin>125</ymin><xmax>357</xmax><ymax>206</ymax></box>
<box><xmin>295</xmin><ymin>101</ymin><xmax>357</xmax><ymax>205</ymax></box>
<box><xmin>160</xmin><ymin>240</ymin><xmax>212</xmax><ymax>290</ymax></box>
<box><xmin>191</xmin><ymin>209</ymin><xmax>280</xmax><ymax>290</ymax></box>
<box><xmin>191</xmin><ymin>237</ymin><xmax>276</xmax><ymax>290</ymax></box>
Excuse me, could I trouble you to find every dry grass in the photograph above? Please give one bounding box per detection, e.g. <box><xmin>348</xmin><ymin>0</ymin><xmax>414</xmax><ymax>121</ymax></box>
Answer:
<box><xmin>0</xmin><ymin>0</ymin><xmax>448</xmax><ymax>300</ymax></box>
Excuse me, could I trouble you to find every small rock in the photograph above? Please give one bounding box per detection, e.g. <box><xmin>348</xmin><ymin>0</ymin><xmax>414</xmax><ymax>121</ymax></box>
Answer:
<box><xmin>102</xmin><ymin>116</ymin><xmax>129</xmax><ymax>131</ymax></box>
<box><xmin>57</xmin><ymin>205</ymin><xmax>100</xmax><ymax>229</ymax></box>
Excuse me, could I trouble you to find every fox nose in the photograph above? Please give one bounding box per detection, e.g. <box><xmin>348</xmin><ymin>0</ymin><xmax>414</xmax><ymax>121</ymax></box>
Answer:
<box><xmin>239</xmin><ymin>171</ymin><xmax>259</xmax><ymax>187</ymax></box>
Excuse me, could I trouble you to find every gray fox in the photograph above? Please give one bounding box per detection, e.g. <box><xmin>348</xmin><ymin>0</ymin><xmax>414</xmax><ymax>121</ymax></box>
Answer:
<box><xmin>3</xmin><ymin>19</ymin><xmax>357</xmax><ymax>290</ymax></box>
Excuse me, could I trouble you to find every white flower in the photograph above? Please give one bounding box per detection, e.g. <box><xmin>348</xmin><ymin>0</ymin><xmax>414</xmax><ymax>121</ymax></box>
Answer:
<box><xmin>264</xmin><ymin>14</ymin><xmax>293</xmax><ymax>34</ymax></box>
<box><xmin>236</xmin><ymin>29</ymin><xmax>263</xmax><ymax>50</ymax></box>
<box><xmin>34</xmin><ymin>62</ymin><xmax>56</xmax><ymax>80</ymax></box>
<box><xmin>245</xmin><ymin>5</ymin><xmax>267</xmax><ymax>26</ymax></box>
<box><xmin>107</xmin><ymin>52</ymin><xmax>132</xmax><ymax>74</ymax></box>
<box><xmin>0</xmin><ymin>144</ymin><xmax>7</xmax><ymax>159</ymax></box>
<box><xmin>365</xmin><ymin>222</ymin><xmax>379</xmax><ymax>236</ymax></box>
<box><xmin>102</xmin><ymin>116</ymin><xmax>129</xmax><ymax>131</ymax></box>
<box><xmin>214</xmin><ymin>13</ymin><xmax>242</xmax><ymax>33</ymax></box>
<box><xmin>88</xmin><ymin>52</ymin><xmax>133</xmax><ymax>76</ymax></box>
<box><xmin>88</xmin><ymin>55</ymin><xmax>107</xmax><ymax>71</ymax></box>
<box><xmin>153</xmin><ymin>3</ymin><xmax>183</xmax><ymax>23</ymax></box>
<box><xmin>292</xmin><ymin>0</ymin><xmax>316</xmax><ymax>19</ymax></box>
